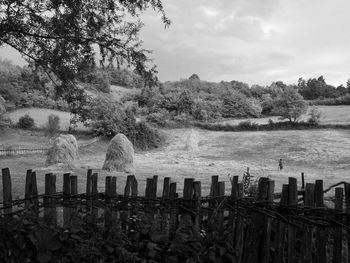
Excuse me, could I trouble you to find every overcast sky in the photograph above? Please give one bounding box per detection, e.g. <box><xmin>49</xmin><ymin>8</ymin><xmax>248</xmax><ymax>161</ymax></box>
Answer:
<box><xmin>1</xmin><ymin>0</ymin><xmax>349</xmax><ymax>86</ymax></box>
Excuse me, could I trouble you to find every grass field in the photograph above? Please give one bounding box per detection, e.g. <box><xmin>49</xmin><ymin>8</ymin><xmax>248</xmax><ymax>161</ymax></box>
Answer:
<box><xmin>217</xmin><ymin>105</ymin><xmax>350</xmax><ymax>126</ymax></box>
<box><xmin>2</xmin><ymin>128</ymin><xmax>350</xmax><ymax>199</ymax></box>
<box><xmin>5</xmin><ymin>108</ymin><xmax>86</xmax><ymax>131</ymax></box>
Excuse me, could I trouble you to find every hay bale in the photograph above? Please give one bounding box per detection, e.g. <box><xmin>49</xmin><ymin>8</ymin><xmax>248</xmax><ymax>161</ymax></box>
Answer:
<box><xmin>102</xmin><ymin>133</ymin><xmax>134</xmax><ymax>173</ymax></box>
<box><xmin>185</xmin><ymin>129</ymin><xmax>199</xmax><ymax>153</ymax></box>
<box><xmin>45</xmin><ymin>134</ymin><xmax>78</xmax><ymax>168</ymax></box>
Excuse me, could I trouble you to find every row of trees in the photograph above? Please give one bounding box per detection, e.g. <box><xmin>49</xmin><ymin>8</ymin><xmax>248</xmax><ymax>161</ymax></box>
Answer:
<box><xmin>123</xmin><ymin>75</ymin><xmax>308</xmax><ymax>124</ymax></box>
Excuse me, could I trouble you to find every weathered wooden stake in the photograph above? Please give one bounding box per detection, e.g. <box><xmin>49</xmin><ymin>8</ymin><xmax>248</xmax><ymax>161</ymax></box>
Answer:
<box><xmin>301</xmin><ymin>183</ymin><xmax>315</xmax><ymax>263</ymax></box>
<box><xmin>261</xmin><ymin>180</ymin><xmax>274</xmax><ymax>263</ymax></box>
<box><xmin>169</xmin><ymin>182</ymin><xmax>178</xmax><ymax>237</ymax></box>
<box><xmin>333</xmin><ymin>187</ymin><xmax>343</xmax><ymax>263</ymax></box>
<box><xmin>2</xmin><ymin>168</ymin><xmax>12</xmax><ymax>216</ymax></box>
<box><xmin>243</xmin><ymin>177</ymin><xmax>269</xmax><ymax>263</ymax></box>
<box><xmin>315</xmin><ymin>180</ymin><xmax>326</xmax><ymax>263</ymax></box>
<box><xmin>274</xmin><ymin>184</ymin><xmax>289</xmax><ymax>263</ymax></box>
<box><xmin>63</xmin><ymin>173</ymin><xmax>71</xmax><ymax>226</ymax></box>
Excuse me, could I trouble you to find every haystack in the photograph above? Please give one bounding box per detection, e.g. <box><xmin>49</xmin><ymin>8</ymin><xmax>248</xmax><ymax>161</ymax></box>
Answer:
<box><xmin>45</xmin><ymin>134</ymin><xmax>78</xmax><ymax>168</ymax></box>
<box><xmin>185</xmin><ymin>129</ymin><xmax>199</xmax><ymax>153</ymax></box>
<box><xmin>102</xmin><ymin>133</ymin><xmax>134</xmax><ymax>173</ymax></box>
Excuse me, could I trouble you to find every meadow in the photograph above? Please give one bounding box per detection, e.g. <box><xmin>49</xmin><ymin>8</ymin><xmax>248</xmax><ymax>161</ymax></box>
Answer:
<box><xmin>2</xmin><ymin>103</ymin><xmax>350</xmax><ymax>200</ymax></box>
<box><xmin>2</xmin><ymin>127</ymin><xmax>350</xmax><ymax>199</ymax></box>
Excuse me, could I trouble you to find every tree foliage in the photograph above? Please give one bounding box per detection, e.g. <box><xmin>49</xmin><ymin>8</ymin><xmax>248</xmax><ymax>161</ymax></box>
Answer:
<box><xmin>273</xmin><ymin>87</ymin><xmax>307</xmax><ymax>123</ymax></box>
<box><xmin>0</xmin><ymin>0</ymin><xmax>169</xmax><ymax>100</ymax></box>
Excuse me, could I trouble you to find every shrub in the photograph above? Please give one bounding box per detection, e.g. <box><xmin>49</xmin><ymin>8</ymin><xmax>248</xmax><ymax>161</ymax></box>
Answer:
<box><xmin>129</xmin><ymin>121</ymin><xmax>163</xmax><ymax>150</ymax></box>
<box><xmin>308</xmin><ymin>107</ymin><xmax>321</xmax><ymax>125</ymax></box>
<box><xmin>238</xmin><ymin>120</ymin><xmax>258</xmax><ymax>130</ymax></box>
<box><xmin>17</xmin><ymin>114</ymin><xmax>35</xmax><ymax>129</ymax></box>
<box><xmin>146</xmin><ymin>110</ymin><xmax>168</xmax><ymax>126</ymax></box>
<box><xmin>45</xmin><ymin>114</ymin><xmax>61</xmax><ymax>137</ymax></box>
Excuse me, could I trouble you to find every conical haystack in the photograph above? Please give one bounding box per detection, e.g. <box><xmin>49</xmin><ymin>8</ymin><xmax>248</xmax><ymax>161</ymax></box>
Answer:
<box><xmin>45</xmin><ymin>134</ymin><xmax>78</xmax><ymax>168</ymax></box>
<box><xmin>102</xmin><ymin>133</ymin><xmax>134</xmax><ymax>173</ymax></box>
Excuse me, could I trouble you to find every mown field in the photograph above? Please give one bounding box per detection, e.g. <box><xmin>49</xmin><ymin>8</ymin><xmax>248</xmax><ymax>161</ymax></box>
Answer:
<box><xmin>2</xmin><ymin>104</ymin><xmax>350</xmax><ymax>199</ymax></box>
<box><xmin>1</xmin><ymin>127</ymin><xmax>350</xmax><ymax>199</ymax></box>
<box><xmin>217</xmin><ymin>105</ymin><xmax>350</xmax><ymax>125</ymax></box>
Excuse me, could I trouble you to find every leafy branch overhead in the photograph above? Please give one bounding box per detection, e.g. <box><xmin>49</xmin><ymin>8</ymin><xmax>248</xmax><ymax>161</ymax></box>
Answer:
<box><xmin>0</xmin><ymin>0</ymin><xmax>170</xmax><ymax>96</ymax></box>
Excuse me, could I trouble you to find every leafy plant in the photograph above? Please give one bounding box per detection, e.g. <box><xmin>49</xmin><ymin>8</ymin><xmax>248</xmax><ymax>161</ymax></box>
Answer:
<box><xmin>17</xmin><ymin>114</ymin><xmax>35</xmax><ymax>129</ymax></box>
<box><xmin>308</xmin><ymin>107</ymin><xmax>322</xmax><ymax>125</ymax></box>
<box><xmin>45</xmin><ymin>114</ymin><xmax>61</xmax><ymax>138</ymax></box>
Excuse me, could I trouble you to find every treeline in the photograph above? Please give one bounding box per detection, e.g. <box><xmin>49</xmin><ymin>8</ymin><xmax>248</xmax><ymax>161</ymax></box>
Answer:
<box><xmin>0</xmin><ymin>59</ymin><xmax>145</xmax><ymax>111</ymax></box>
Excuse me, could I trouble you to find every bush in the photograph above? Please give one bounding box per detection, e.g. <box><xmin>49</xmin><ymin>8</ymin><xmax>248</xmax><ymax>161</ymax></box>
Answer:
<box><xmin>308</xmin><ymin>107</ymin><xmax>321</xmax><ymax>125</ymax></box>
<box><xmin>146</xmin><ymin>110</ymin><xmax>168</xmax><ymax>126</ymax></box>
<box><xmin>45</xmin><ymin>114</ymin><xmax>60</xmax><ymax>137</ymax></box>
<box><xmin>238</xmin><ymin>120</ymin><xmax>258</xmax><ymax>130</ymax></box>
<box><xmin>129</xmin><ymin>121</ymin><xmax>163</xmax><ymax>150</ymax></box>
<box><xmin>17</xmin><ymin>114</ymin><xmax>35</xmax><ymax>129</ymax></box>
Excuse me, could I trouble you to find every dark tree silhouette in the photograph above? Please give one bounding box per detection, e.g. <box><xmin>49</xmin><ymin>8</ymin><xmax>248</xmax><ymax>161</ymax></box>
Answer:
<box><xmin>0</xmin><ymin>0</ymin><xmax>170</xmax><ymax>100</ymax></box>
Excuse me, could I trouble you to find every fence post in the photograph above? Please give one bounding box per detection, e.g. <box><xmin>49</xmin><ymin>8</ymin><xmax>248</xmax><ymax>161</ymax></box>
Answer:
<box><xmin>182</xmin><ymin>178</ymin><xmax>194</xmax><ymax>223</ymax></box>
<box><xmin>2</xmin><ymin>168</ymin><xmax>12</xmax><ymax>216</ymax></box>
<box><xmin>228</xmin><ymin>176</ymin><xmax>239</xmax><ymax>229</ymax></box>
<box><xmin>86</xmin><ymin>169</ymin><xmax>92</xmax><ymax>195</ymax></box>
<box><xmin>161</xmin><ymin>177</ymin><xmax>171</xmax><ymax>234</ymax></box>
<box><xmin>193</xmin><ymin>181</ymin><xmax>202</xmax><ymax>236</ymax></box>
<box><xmin>44</xmin><ymin>173</ymin><xmax>53</xmax><ymax>223</ymax></box>
<box><xmin>209</xmin><ymin>175</ymin><xmax>219</xmax><ymax>226</ymax></box>
<box><xmin>301</xmin><ymin>183</ymin><xmax>315</xmax><ymax>263</ymax></box>
<box><xmin>243</xmin><ymin>177</ymin><xmax>269</xmax><ymax>263</ymax></box>
<box><xmin>287</xmin><ymin>177</ymin><xmax>298</xmax><ymax>263</ymax></box>
<box><xmin>333</xmin><ymin>187</ymin><xmax>343</xmax><ymax>263</ymax></box>
<box><xmin>315</xmin><ymin>180</ymin><xmax>326</xmax><ymax>263</ymax></box>
<box><xmin>25</xmin><ymin>169</ymin><xmax>32</xmax><ymax>210</ymax></box>
<box><xmin>217</xmin><ymin>181</ymin><xmax>225</xmax><ymax>235</ymax></box>
<box><xmin>105</xmin><ymin>176</ymin><xmax>112</xmax><ymax>227</ymax></box>
<box><xmin>151</xmin><ymin>175</ymin><xmax>158</xmax><ymax>198</ymax></box>
<box><xmin>63</xmin><ymin>173</ymin><xmax>71</xmax><ymax>226</ymax></box>
<box><xmin>91</xmin><ymin>173</ymin><xmax>98</xmax><ymax>221</ymax></box>
<box><xmin>273</xmin><ymin>184</ymin><xmax>289</xmax><ymax>263</ymax></box>
<box><xmin>169</xmin><ymin>182</ymin><xmax>178</xmax><ymax>238</ymax></box>
<box><xmin>234</xmin><ymin>182</ymin><xmax>245</xmax><ymax>263</ymax></box>
<box><xmin>70</xmin><ymin>175</ymin><xmax>78</xmax><ymax>223</ymax></box>
<box><xmin>261</xmin><ymin>180</ymin><xmax>275</xmax><ymax>263</ymax></box>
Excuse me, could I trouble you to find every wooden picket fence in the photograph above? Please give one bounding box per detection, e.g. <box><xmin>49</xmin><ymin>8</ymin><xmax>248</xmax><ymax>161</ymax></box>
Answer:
<box><xmin>1</xmin><ymin>167</ymin><xmax>350</xmax><ymax>263</ymax></box>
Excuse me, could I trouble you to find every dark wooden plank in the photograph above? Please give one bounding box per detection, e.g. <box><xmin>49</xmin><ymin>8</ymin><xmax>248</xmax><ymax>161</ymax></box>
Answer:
<box><xmin>333</xmin><ymin>187</ymin><xmax>343</xmax><ymax>263</ymax></box>
<box><xmin>345</xmin><ymin>183</ymin><xmax>350</xmax><ymax>263</ymax></box>
<box><xmin>30</xmin><ymin>171</ymin><xmax>39</xmax><ymax>217</ymax></box>
<box><xmin>287</xmin><ymin>177</ymin><xmax>297</xmax><ymax>263</ymax></box>
<box><xmin>151</xmin><ymin>175</ymin><xmax>158</xmax><ymax>198</ymax></box>
<box><xmin>315</xmin><ymin>180</ymin><xmax>326</xmax><ymax>263</ymax></box>
<box><xmin>162</xmin><ymin>177</ymin><xmax>170</xmax><ymax>199</ymax></box>
<box><xmin>274</xmin><ymin>184</ymin><xmax>289</xmax><ymax>263</ymax></box>
<box><xmin>261</xmin><ymin>180</ymin><xmax>275</xmax><ymax>263</ymax></box>
<box><xmin>105</xmin><ymin>176</ymin><xmax>112</xmax><ymax>227</ymax></box>
<box><xmin>44</xmin><ymin>173</ymin><xmax>52</xmax><ymax>222</ymax></box>
<box><xmin>302</xmin><ymin>183</ymin><xmax>315</xmax><ymax>263</ymax></box>
<box><xmin>169</xmin><ymin>182</ymin><xmax>178</xmax><ymax>237</ymax></box>
<box><xmin>1</xmin><ymin>168</ymin><xmax>12</xmax><ymax>216</ymax></box>
<box><xmin>24</xmin><ymin>169</ymin><xmax>32</xmax><ymax>210</ymax></box>
<box><xmin>91</xmin><ymin>173</ymin><xmax>98</xmax><ymax>221</ymax></box>
<box><xmin>63</xmin><ymin>173</ymin><xmax>71</xmax><ymax>226</ymax></box>
<box><xmin>131</xmin><ymin>175</ymin><xmax>138</xmax><ymax>197</ymax></box>
<box><xmin>86</xmin><ymin>169</ymin><xmax>92</xmax><ymax>194</ymax></box>
<box><xmin>301</xmin><ymin>172</ymin><xmax>305</xmax><ymax>189</ymax></box>
<box><xmin>243</xmin><ymin>177</ymin><xmax>269</xmax><ymax>263</ymax></box>
<box><xmin>124</xmin><ymin>175</ymin><xmax>132</xmax><ymax>197</ymax></box>
<box><xmin>217</xmin><ymin>181</ymin><xmax>225</xmax><ymax>235</ymax></box>
<box><xmin>235</xmin><ymin>182</ymin><xmax>245</xmax><ymax>263</ymax></box>
<box><xmin>193</xmin><ymin>181</ymin><xmax>201</xmax><ymax>235</ymax></box>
